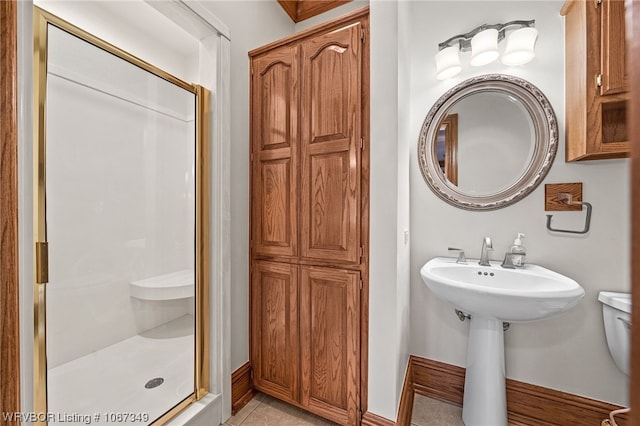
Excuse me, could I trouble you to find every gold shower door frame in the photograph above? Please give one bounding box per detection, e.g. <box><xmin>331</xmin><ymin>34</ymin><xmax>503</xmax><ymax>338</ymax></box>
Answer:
<box><xmin>33</xmin><ymin>7</ymin><xmax>210</xmax><ymax>426</ymax></box>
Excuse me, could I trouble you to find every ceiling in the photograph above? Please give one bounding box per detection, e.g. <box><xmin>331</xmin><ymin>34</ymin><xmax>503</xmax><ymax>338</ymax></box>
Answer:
<box><xmin>277</xmin><ymin>0</ymin><xmax>353</xmax><ymax>23</ymax></box>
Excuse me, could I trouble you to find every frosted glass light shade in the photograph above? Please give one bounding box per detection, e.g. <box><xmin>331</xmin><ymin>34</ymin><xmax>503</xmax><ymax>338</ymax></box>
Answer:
<box><xmin>470</xmin><ymin>28</ymin><xmax>499</xmax><ymax>66</ymax></box>
<box><xmin>502</xmin><ymin>27</ymin><xmax>538</xmax><ymax>66</ymax></box>
<box><xmin>435</xmin><ymin>45</ymin><xmax>462</xmax><ymax>80</ymax></box>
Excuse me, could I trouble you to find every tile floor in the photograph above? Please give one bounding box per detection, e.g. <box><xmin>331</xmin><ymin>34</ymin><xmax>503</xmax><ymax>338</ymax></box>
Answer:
<box><xmin>411</xmin><ymin>394</ymin><xmax>463</xmax><ymax>426</ymax></box>
<box><xmin>223</xmin><ymin>393</ymin><xmax>463</xmax><ymax>426</ymax></box>
<box><xmin>223</xmin><ymin>393</ymin><xmax>335</xmax><ymax>425</ymax></box>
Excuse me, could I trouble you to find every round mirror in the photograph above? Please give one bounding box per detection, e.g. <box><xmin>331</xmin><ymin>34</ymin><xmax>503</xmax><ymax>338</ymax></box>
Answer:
<box><xmin>417</xmin><ymin>74</ymin><xmax>558</xmax><ymax>210</ymax></box>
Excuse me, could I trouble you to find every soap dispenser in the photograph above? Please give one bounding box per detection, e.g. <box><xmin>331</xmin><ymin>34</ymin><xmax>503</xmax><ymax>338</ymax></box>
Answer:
<box><xmin>510</xmin><ymin>233</ymin><xmax>526</xmax><ymax>267</ymax></box>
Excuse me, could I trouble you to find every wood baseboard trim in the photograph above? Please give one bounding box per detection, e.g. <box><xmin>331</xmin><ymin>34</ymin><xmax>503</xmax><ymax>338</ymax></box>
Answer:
<box><xmin>361</xmin><ymin>411</ymin><xmax>395</xmax><ymax>426</ymax></box>
<box><xmin>411</xmin><ymin>356</ymin><xmax>464</xmax><ymax>406</ymax></box>
<box><xmin>403</xmin><ymin>355</ymin><xmax>629</xmax><ymax>426</ymax></box>
<box><xmin>231</xmin><ymin>362</ymin><xmax>255</xmax><ymax>415</ymax></box>
<box><xmin>506</xmin><ymin>379</ymin><xmax>629</xmax><ymax>426</ymax></box>
<box><xmin>395</xmin><ymin>359</ymin><xmax>414</xmax><ymax>426</ymax></box>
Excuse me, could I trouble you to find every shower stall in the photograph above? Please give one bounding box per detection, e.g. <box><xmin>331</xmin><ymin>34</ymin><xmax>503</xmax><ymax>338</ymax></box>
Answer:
<box><xmin>33</xmin><ymin>8</ymin><xmax>210</xmax><ymax>425</ymax></box>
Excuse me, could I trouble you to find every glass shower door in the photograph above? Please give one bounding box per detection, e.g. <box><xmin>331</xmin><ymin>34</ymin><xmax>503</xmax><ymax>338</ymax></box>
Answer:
<box><xmin>34</xmin><ymin>9</ymin><xmax>208</xmax><ymax>425</ymax></box>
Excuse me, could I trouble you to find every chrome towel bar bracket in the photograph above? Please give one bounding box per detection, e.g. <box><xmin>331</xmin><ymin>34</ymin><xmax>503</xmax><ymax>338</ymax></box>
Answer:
<box><xmin>546</xmin><ymin>192</ymin><xmax>592</xmax><ymax>234</ymax></box>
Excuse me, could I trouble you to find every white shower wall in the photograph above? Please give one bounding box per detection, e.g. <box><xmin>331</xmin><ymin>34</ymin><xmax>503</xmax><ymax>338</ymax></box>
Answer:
<box><xmin>45</xmin><ymin>25</ymin><xmax>196</xmax><ymax>368</ymax></box>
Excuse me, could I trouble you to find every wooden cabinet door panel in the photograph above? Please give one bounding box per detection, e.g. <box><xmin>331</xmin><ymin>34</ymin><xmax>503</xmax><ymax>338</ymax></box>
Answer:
<box><xmin>300</xmin><ymin>266</ymin><xmax>360</xmax><ymax>425</ymax></box>
<box><xmin>600</xmin><ymin>0</ymin><xmax>628</xmax><ymax>95</ymax></box>
<box><xmin>251</xmin><ymin>47</ymin><xmax>299</xmax><ymax>258</ymax></box>
<box><xmin>251</xmin><ymin>261</ymin><xmax>299</xmax><ymax>402</ymax></box>
<box><xmin>300</xmin><ymin>23</ymin><xmax>362</xmax><ymax>264</ymax></box>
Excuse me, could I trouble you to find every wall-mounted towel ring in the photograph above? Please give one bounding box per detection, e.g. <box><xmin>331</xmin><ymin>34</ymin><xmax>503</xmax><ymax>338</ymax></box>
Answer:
<box><xmin>546</xmin><ymin>193</ymin><xmax>592</xmax><ymax>234</ymax></box>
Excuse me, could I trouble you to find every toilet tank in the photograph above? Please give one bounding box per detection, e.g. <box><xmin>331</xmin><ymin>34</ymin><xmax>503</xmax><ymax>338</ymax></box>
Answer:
<box><xmin>598</xmin><ymin>291</ymin><xmax>631</xmax><ymax>376</ymax></box>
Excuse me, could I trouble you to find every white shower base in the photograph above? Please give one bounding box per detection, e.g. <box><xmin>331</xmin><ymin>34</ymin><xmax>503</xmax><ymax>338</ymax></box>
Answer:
<box><xmin>48</xmin><ymin>315</ymin><xmax>194</xmax><ymax>426</ymax></box>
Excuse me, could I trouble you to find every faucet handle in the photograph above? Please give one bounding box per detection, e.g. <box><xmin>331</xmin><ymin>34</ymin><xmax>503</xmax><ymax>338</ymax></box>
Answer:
<box><xmin>448</xmin><ymin>247</ymin><xmax>467</xmax><ymax>264</ymax></box>
<box><xmin>501</xmin><ymin>253</ymin><xmax>516</xmax><ymax>269</ymax></box>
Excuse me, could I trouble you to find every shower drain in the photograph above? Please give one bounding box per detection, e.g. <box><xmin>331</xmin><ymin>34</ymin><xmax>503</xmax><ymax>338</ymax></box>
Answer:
<box><xmin>145</xmin><ymin>378</ymin><xmax>164</xmax><ymax>389</ymax></box>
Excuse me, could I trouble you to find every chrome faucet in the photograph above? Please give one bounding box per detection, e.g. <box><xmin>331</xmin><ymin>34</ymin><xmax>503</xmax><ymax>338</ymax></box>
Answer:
<box><xmin>479</xmin><ymin>237</ymin><xmax>493</xmax><ymax>266</ymax></box>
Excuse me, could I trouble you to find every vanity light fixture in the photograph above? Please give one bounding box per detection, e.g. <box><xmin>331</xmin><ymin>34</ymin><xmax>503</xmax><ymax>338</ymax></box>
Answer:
<box><xmin>502</xmin><ymin>26</ymin><xmax>539</xmax><ymax>66</ymax></box>
<box><xmin>470</xmin><ymin>28</ymin><xmax>500</xmax><ymax>67</ymax></box>
<box><xmin>435</xmin><ymin>20</ymin><xmax>537</xmax><ymax>80</ymax></box>
<box><xmin>435</xmin><ymin>45</ymin><xmax>462</xmax><ymax>80</ymax></box>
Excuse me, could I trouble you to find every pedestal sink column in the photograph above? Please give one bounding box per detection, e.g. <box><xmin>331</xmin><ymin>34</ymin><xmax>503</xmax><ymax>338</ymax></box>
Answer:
<box><xmin>420</xmin><ymin>257</ymin><xmax>586</xmax><ymax>424</ymax></box>
<box><xmin>463</xmin><ymin>317</ymin><xmax>507</xmax><ymax>426</ymax></box>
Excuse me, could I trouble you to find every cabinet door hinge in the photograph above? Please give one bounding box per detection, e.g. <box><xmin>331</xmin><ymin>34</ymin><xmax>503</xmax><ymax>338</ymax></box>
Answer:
<box><xmin>360</xmin><ymin>28</ymin><xmax>365</xmax><ymax>43</ymax></box>
<box><xmin>359</xmin><ymin>279</ymin><xmax>363</xmax><ymax>290</ymax></box>
<box><xmin>359</xmin><ymin>246</ymin><xmax>364</xmax><ymax>261</ymax></box>
<box><xmin>596</xmin><ymin>73</ymin><xmax>603</xmax><ymax>88</ymax></box>
<box><xmin>360</xmin><ymin>137</ymin><xmax>364</xmax><ymax>150</ymax></box>
<box><xmin>36</xmin><ymin>241</ymin><xmax>49</xmax><ymax>284</ymax></box>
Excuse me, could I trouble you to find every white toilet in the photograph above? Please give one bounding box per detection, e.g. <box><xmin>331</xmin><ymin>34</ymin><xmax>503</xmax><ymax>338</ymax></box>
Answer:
<box><xmin>598</xmin><ymin>291</ymin><xmax>631</xmax><ymax>376</ymax></box>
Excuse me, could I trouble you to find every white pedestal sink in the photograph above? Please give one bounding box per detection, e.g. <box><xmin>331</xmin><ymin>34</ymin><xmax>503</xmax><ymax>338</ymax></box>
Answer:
<box><xmin>420</xmin><ymin>257</ymin><xmax>585</xmax><ymax>426</ymax></box>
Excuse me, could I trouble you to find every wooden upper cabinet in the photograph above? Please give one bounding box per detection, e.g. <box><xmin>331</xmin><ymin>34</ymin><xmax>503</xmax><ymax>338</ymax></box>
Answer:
<box><xmin>251</xmin><ymin>46</ymin><xmax>299</xmax><ymax>258</ymax></box>
<box><xmin>250</xmin><ymin>261</ymin><xmax>300</xmax><ymax>402</ymax></box>
<box><xmin>300</xmin><ymin>266</ymin><xmax>360</xmax><ymax>425</ymax></box>
<box><xmin>562</xmin><ymin>0</ymin><xmax>629</xmax><ymax>161</ymax></box>
<box><xmin>300</xmin><ymin>23</ymin><xmax>362</xmax><ymax>264</ymax></box>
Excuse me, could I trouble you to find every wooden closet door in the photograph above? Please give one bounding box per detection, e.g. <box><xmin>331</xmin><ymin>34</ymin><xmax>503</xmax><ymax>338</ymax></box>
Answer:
<box><xmin>250</xmin><ymin>261</ymin><xmax>300</xmax><ymax>402</ymax></box>
<box><xmin>300</xmin><ymin>266</ymin><xmax>360</xmax><ymax>425</ymax></box>
<box><xmin>251</xmin><ymin>46</ymin><xmax>299</xmax><ymax>259</ymax></box>
<box><xmin>600</xmin><ymin>0</ymin><xmax>628</xmax><ymax>95</ymax></box>
<box><xmin>300</xmin><ymin>22</ymin><xmax>362</xmax><ymax>264</ymax></box>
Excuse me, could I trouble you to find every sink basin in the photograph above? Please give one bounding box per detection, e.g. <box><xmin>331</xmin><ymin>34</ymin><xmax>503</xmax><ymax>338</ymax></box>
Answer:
<box><xmin>419</xmin><ymin>256</ymin><xmax>584</xmax><ymax>426</ymax></box>
<box><xmin>420</xmin><ymin>257</ymin><xmax>585</xmax><ymax>321</ymax></box>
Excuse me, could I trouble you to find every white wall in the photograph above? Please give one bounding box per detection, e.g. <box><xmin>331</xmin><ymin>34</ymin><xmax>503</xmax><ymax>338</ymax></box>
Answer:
<box><xmin>408</xmin><ymin>1</ymin><xmax>630</xmax><ymax>406</ymax></box>
<box><xmin>368</xmin><ymin>0</ymin><xmax>414</xmax><ymax>420</ymax></box>
<box><xmin>396</xmin><ymin>0</ymin><xmax>413</xmax><ymax>412</ymax></box>
<box><xmin>196</xmin><ymin>1</ymin><xmax>294</xmax><ymax>373</ymax></box>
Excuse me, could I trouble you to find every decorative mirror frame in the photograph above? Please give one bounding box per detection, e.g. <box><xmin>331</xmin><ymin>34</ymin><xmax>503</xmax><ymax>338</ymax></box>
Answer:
<box><xmin>417</xmin><ymin>74</ymin><xmax>558</xmax><ymax>211</ymax></box>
